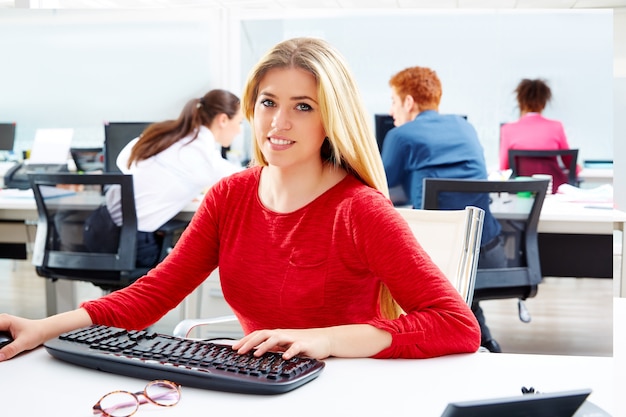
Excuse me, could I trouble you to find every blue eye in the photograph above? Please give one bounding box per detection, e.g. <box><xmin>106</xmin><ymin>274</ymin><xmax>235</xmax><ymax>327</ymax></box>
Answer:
<box><xmin>260</xmin><ymin>99</ymin><xmax>275</xmax><ymax>107</ymax></box>
<box><xmin>296</xmin><ymin>103</ymin><xmax>312</xmax><ymax>111</ymax></box>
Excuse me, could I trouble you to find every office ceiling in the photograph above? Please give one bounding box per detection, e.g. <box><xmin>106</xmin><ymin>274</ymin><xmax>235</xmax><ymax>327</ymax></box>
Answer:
<box><xmin>2</xmin><ymin>0</ymin><xmax>626</xmax><ymax>9</ymax></box>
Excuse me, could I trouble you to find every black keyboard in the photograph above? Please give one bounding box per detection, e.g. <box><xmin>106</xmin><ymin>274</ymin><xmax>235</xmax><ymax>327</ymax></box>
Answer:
<box><xmin>43</xmin><ymin>325</ymin><xmax>325</xmax><ymax>395</ymax></box>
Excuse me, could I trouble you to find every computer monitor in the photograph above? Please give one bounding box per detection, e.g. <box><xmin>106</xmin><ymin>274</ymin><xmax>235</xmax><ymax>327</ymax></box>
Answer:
<box><xmin>70</xmin><ymin>147</ymin><xmax>104</xmax><ymax>172</ymax></box>
<box><xmin>374</xmin><ymin>114</ymin><xmax>395</xmax><ymax>153</ymax></box>
<box><xmin>0</xmin><ymin>122</ymin><xmax>16</xmax><ymax>151</ymax></box>
<box><xmin>103</xmin><ymin>122</ymin><xmax>151</xmax><ymax>173</ymax></box>
<box><xmin>440</xmin><ymin>389</ymin><xmax>592</xmax><ymax>417</ymax></box>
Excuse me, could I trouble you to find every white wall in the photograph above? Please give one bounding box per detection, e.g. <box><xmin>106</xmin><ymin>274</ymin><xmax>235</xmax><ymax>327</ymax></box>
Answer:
<box><xmin>0</xmin><ymin>9</ymin><xmax>226</xmax><ymax>154</ymax></box>
<box><xmin>0</xmin><ymin>8</ymin><xmax>618</xmax><ymax>189</ymax></box>
<box><xmin>239</xmin><ymin>9</ymin><xmax>614</xmax><ymax>172</ymax></box>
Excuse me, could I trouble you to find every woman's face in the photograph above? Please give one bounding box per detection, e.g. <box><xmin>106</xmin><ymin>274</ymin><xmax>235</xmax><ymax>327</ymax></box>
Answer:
<box><xmin>253</xmin><ymin>67</ymin><xmax>326</xmax><ymax>169</ymax></box>
<box><xmin>215</xmin><ymin>108</ymin><xmax>244</xmax><ymax>148</ymax></box>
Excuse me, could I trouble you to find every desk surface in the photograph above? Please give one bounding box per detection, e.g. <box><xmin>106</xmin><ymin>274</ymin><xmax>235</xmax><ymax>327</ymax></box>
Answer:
<box><xmin>2</xmin><ymin>188</ymin><xmax>625</xmax><ymax>227</ymax></box>
<box><xmin>0</xmin><ymin>347</ymin><xmax>614</xmax><ymax>416</ymax></box>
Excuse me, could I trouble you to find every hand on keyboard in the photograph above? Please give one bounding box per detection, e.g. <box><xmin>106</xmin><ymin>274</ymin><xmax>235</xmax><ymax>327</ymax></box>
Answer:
<box><xmin>44</xmin><ymin>325</ymin><xmax>325</xmax><ymax>395</ymax></box>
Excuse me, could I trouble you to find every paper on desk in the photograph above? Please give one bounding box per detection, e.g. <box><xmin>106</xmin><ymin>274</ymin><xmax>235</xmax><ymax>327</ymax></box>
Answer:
<box><xmin>27</xmin><ymin>128</ymin><xmax>73</xmax><ymax>165</ymax></box>
<box><xmin>555</xmin><ymin>183</ymin><xmax>613</xmax><ymax>203</ymax></box>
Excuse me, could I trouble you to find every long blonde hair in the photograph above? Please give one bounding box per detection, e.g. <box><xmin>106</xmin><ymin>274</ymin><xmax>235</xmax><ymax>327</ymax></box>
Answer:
<box><xmin>242</xmin><ymin>37</ymin><xmax>401</xmax><ymax>319</ymax></box>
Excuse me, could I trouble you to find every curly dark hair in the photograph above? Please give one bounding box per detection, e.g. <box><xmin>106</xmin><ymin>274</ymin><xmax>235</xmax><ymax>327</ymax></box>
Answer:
<box><xmin>515</xmin><ymin>78</ymin><xmax>552</xmax><ymax>113</ymax></box>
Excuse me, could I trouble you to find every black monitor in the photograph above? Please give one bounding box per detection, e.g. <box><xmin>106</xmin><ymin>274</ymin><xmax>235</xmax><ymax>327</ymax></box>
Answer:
<box><xmin>440</xmin><ymin>388</ymin><xmax>593</xmax><ymax>417</ymax></box>
<box><xmin>0</xmin><ymin>122</ymin><xmax>16</xmax><ymax>151</ymax></box>
<box><xmin>103</xmin><ymin>122</ymin><xmax>151</xmax><ymax>173</ymax></box>
<box><xmin>374</xmin><ymin>114</ymin><xmax>395</xmax><ymax>153</ymax></box>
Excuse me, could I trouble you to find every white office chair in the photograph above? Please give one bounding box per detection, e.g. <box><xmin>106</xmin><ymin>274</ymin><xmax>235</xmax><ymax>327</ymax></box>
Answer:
<box><xmin>395</xmin><ymin>206</ymin><xmax>484</xmax><ymax>306</ymax></box>
<box><xmin>173</xmin><ymin>206</ymin><xmax>484</xmax><ymax>339</ymax></box>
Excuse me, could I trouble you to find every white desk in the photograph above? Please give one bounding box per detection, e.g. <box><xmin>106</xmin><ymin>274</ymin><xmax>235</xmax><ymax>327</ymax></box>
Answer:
<box><xmin>578</xmin><ymin>168</ymin><xmax>613</xmax><ymax>187</ymax></box>
<box><xmin>0</xmin><ymin>347</ymin><xmax>614</xmax><ymax>416</ymax></box>
<box><xmin>489</xmin><ymin>193</ymin><xmax>626</xmax><ymax>296</ymax></box>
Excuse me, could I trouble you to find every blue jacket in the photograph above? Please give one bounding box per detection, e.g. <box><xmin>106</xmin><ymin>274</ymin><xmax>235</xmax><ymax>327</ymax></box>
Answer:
<box><xmin>382</xmin><ymin>110</ymin><xmax>501</xmax><ymax>245</ymax></box>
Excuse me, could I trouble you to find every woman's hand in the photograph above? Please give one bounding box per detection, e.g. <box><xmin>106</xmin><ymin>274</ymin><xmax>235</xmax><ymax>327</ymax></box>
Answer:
<box><xmin>232</xmin><ymin>328</ymin><xmax>333</xmax><ymax>360</ymax></box>
<box><xmin>0</xmin><ymin>314</ymin><xmax>48</xmax><ymax>361</ymax></box>
<box><xmin>232</xmin><ymin>324</ymin><xmax>392</xmax><ymax>360</ymax></box>
<box><xmin>0</xmin><ymin>309</ymin><xmax>92</xmax><ymax>362</ymax></box>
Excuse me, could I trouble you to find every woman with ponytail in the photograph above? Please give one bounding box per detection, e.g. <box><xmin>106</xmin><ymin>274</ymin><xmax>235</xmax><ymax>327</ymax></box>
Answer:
<box><xmin>95</xmin><ymin>89</ymin><xmax>244</xmax><ymax>267</ymax></box>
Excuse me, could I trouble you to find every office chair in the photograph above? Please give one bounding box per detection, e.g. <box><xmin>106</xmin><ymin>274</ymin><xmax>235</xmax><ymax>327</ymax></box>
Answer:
<box><xmin>508</xmin><ymin>149</ymin><xmax>579</xmax><ymax>191</ymax></box>
<box><xmin>172</xmin><ymin>206</ymin><xmax>484</xmax><ymax>339</ymax></box>
<box><xmin>29</xmin><ymin>173</ymin><xmax>187</xmax><ymax>315</ymax></box>
<box><xmin>422</xmin><ymin>178</ymin><xmax>548</xmax><ymax>323</ymax></box>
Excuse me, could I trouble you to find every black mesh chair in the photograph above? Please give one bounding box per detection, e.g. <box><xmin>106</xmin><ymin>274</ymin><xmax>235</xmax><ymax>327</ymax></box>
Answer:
<box><xmin>508</xmin><ymin>149</ymin><xmax>579</xmax><ymax>190</ymax></box>
<box><xmin>422</xmin><ymin>178</ymin><xmax>548</xmax><ymax>322</ymax></box>
<box><xmin>29</xmin><ymin>173</ymin><xmax>187</xmax><ymax>315</ymax></box>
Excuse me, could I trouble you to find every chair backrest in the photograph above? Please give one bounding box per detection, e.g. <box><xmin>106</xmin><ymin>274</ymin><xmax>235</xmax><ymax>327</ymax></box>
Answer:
<box><xmin>396</xmin><ymin>206</ymin><xmax>484</xmax><ymax>306</ymax></box>
<box><xmin>422</xmin><ymin>178</ymin><xmax>548</xmax><ymax>302</ymax></box>
<box><xmin>29</xmin><ymin>172</ymin><xmax>145</xmax><ymax>290</ymax></box>
<box><xmin>508</xmin><ymin>149</ymin><xmax>579</xmax><ymax>190</ymax></box>
<box><xmin>103</xmin><ymin>122</ymin><xmax>151</xmax><ymax>173</ymax></box>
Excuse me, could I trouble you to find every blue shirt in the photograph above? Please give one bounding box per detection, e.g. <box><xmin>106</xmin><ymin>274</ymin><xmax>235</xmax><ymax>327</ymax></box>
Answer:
<box><xmin>382</xmin><ymin>110</ymin><xmax>501</xmax><ymax>245</ymax></box>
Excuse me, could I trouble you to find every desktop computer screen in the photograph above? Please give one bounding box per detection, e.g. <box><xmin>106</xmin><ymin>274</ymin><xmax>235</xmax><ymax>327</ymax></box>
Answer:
<box><xmin>0</xmin><ymin>122</ymin><xmax>16</xmax><ymax>152</ymax></box>
<box><xmin>103</xmin><ymin>122</ymin><xmax>151</xmax><ymax>173</ymax></box>
<box><xmin>374</xmin><ymin>114</ymin><xmax>395</xmax><ymax>153</ymax></box>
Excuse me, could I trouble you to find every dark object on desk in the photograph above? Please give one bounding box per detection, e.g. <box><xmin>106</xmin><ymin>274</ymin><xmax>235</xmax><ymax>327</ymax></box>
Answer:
<box><xmin>28</xmin><ymin>173</ymin><xmax>187</xmax><ymax>315</ymax></box>
<box><xmin>374</xmin><ymin>114</ymin><xmax>395</xmax><ymax>152</ymax></box>
<box><xmin>103</xmin><ymin>122</ymin><xmax>152</xmax><ymax>173</ymax></box>
<box><xmin>509</xmin><ymin>148</ymin><xmax>579</xmax><ymax>191</ymax></box>
<box><xmin>440</xmin><ymin>388</ymin><xmax>600</xmax><ymax>417</ymax></box>
<box><xmin>0</xmin><ymin>122</ymin><xmax>16</xmax><ymax>152</ymax></box>
<box><xmin>423</xmin><ymin>178</ymin><xmax>548</xmax><ymax>323</ymax></box>
<box><xmin>4</xmin><ymin>163</ymin><xmax>68</xmax><ymax>190</ymax></box>
<box><xmin>70</xmin><ymin>147</ymin><xmax>104</xmax><ymax>172</ymax></box>
<box><xmin>0</xmin><ymin>330</ymin><xmax>13</xmax><ymax>348</ymax></box>
<box><xmin>583</xmin><ymin>159</ymin><xmax>613</xmax><ymax>169</ymax></box>
<box><xmin>44</xmin><ymin>325</ymin><xmax>325</xmax><ymax>395</ymax></box>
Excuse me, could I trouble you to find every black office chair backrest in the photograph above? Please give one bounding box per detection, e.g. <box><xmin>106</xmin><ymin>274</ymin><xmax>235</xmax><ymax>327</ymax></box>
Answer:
<box><xmin>508</xmin><ymin>149</ymin><xmax>579</xmax><ymax>189</ymax></box>
<box><xmin>29</xmin><ymin>172</ymin><xmax>145</xmax><ymax>291</ymax></box>
<box><xmin>103</xmin><ymin>122</ymin><xmax>151</xmax><ymax>173</ymax></box>
<box><xmin>422</xmin><ymin>178</ymin><xmax>548</xmax><ymax>301</ymax></box>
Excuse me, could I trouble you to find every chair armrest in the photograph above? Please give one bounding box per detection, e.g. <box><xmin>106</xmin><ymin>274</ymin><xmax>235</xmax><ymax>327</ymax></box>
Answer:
<box><xmin>156</xmin><ymin>219</ymin><xmax>189</xmax><ymax>235</ymax></box>
<box><xmin>173</xmin><ymin>315</ymin><xmax>238</xmax><ymax>338</ymax></box>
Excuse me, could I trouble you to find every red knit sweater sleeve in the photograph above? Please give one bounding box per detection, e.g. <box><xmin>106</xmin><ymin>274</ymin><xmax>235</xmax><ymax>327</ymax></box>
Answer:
<box><xmin>344</xmin><ymin>192</ymin><xmax>480</xmax><ymax>358</ymax></box>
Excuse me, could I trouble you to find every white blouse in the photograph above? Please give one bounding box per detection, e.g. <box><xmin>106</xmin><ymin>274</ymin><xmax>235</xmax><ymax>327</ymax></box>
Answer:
<box><xmin>106</xmin><ymin>125</ymin><xmax>243</xmax><ymax>232</ymax></box>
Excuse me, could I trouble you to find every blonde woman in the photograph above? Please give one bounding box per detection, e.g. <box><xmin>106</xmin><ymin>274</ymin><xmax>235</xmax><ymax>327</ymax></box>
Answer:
<box><xmin>0</xmin><ymin>37</ymin><xmax>479</xmax><ymax>362</ymax></box>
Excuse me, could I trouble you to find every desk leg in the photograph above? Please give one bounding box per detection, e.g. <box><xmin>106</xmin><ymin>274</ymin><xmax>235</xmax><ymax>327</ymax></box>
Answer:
<box><xmin>44</xmin><ymin>279</ymin><xmax>76</xmax><ymax>316</ymax></box>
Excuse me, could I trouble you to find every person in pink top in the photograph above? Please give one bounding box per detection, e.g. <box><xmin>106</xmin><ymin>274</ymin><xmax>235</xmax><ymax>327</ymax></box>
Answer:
<box><xmin>500</xmin><ymin>79</ymin><xmax>577</xmax><ymax>189</ymax></box>
<box><xmin>0</xmin><ymin>37</ymin><xmax>479</xmax><ymax>362</ymax></box>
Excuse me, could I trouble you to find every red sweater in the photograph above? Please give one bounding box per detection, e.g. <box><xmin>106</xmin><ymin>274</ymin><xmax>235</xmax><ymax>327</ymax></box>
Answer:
<box><xmin>83</xmin><ymin>167</ymin><xmax>480</xmax><ymax>358</ymax></box>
